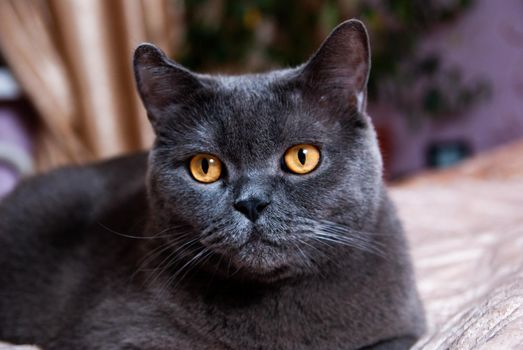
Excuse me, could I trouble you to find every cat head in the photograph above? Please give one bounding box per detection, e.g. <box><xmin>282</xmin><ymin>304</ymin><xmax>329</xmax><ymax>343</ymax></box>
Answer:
<box><xmin>133</xmin><ymin>20</ymin><xmax>383</xmax><ymax>283</ymax></box>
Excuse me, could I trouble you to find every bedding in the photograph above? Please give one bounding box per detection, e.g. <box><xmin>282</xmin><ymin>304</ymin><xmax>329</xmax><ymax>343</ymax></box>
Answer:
<box><xmin>395</xmin><ymin>140</ymin><xmax>523</xmax><ymax>349</ymax></box>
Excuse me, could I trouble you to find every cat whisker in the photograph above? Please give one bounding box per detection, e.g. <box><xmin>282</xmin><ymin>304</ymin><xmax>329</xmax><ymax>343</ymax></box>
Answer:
<box><xmin>317</xmin><ymin>219</ymin><xmax>395</xmax><ymax>238</ymax></box>
<box><xmin>144</xmin><ymin>238</ymin><xmax>201</xmax><ymax>288</ymax></box>
<box><xmin>229</xmin><ymin>261</ymin><xmax>244</xmax><ymax>278</ymax></box>
<box><xmin>130</xmin><ymin>235</ymin><xmax>191</xmax><ymax>283</ymax></box>
<box><xmin>206</xmin><ymin>253</ymin><xmax>224</xmax><ymax>289</ymax></box>
<box><xmin>293</xmin><ymin>217</ymin><xmax>388</xmax><ymax>259</ymax></box>
<box><xmin>314</xmin><ymin>234</ymin><xmax>387</xmax><ymax>258</ymax></box>
<box><xmin>296</xmin><ymin>237</ymin><xmax>328</xmax><ymax>262</ymax></box>
<box><xmin>98</xmin><ymin>222</ymin><xmax>180</xmax><ymax>240</ymax></box>
<box><xmin>135</xmin><ymin>232</ymin><xmax>193</xmax><ymax>270</ymax></box>
<box><xmin>225</xmin><ymin>255</ymin><xmax>233</xmax><ymax>277</ymax></box>
<box><xmin>171</xmin><ymin>249</ymin><xmax>215</xmax><ymax>292</ymax></box>
<box><xmin>163</xmin><ymin>248</ymin><xmax>213</xmax><ymax>294</ymax></box>
<box><xmin>295</xmin><ymin>238</ymin><xmax>331</xmax><ymax>279</ymax></box>
<box><xmin>289</xmin><ymin>240</ymin><xmax>313</xmax><ymax>272</ymax></box>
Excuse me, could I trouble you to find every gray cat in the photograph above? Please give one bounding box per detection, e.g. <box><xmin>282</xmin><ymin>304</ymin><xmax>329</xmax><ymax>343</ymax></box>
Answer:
<box><xmin>0</xmin><ymin>20</ymin><xmax>425</xmax><ymax>349</ymax></box>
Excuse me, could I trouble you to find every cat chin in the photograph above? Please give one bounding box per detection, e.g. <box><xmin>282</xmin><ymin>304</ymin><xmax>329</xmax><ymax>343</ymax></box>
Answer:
<box><xmin>197</xmin><ymin>224</ymin><xmax>312</xmax><ymax>283</ymax></box>
<box><xmin>201</xmin><ymin>238</ymin><xmax>297</xmax><ymax>283</ymax></box>
<box><xmin>234</xmin><ymin>239</ymin><xmax>312</xmax><ymax>282</ymax></box>
<box><xmin>236</xmin><ymin>243</ymin><xmax>286</xmax><ymax>271</ymax></box>
<box><xmin>228</xmin><ymin>259</ymin><xmax>294</xmax><ymax>284</ymax></box>
<box><xmin>241</xmin><ymin>265</ymin><xmax>293</xmax><ymax>284</ymax></box>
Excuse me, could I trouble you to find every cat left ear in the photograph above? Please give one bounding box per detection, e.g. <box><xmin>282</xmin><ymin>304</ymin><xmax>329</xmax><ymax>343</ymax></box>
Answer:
<box><xmin>133</xmin><ymin>44</ymin><xmax>203</xmax><ymax>127</ymax></box>
<box><xmin>300</xmin><ymin>19</ymin><xmax>371</xmax><ymax>112</ymax></box>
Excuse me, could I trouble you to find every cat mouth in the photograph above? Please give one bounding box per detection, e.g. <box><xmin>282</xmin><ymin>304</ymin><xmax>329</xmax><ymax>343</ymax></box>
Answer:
<box><xmin>245</xmin><ymin>265</ymin><xmax>291</xmax><ymax>282</ymax></box>
<box><xmin>233</xmin><ymin>235</ymin><xmax>289</xmax><ymax>274</ymax></box>
<box><xmin>200</xmin><ymin>226</ymin><xmax>294</xmax><ymax>281</ymax></box>
<box><xmin>239</xmin><ymin>228</ymin><xmax>282</xmax><ymax>248</ymax></box>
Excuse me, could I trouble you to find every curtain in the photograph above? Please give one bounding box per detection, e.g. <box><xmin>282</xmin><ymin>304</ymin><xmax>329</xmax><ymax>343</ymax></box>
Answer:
<box><xmin>0</xmin><ymin>0</ymin><xmax>184</xmax><ymax>171</ymax></box>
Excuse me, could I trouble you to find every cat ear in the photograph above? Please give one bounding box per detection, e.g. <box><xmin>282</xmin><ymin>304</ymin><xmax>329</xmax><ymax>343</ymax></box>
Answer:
<box><xmin>300</xmin><ymin>19</ymin><xmax>371</xmax><ymax>112</ymax></box>
<box><xmin>133</xmin><ymin>43</ymin><xmax>203</xmax><ymax>126</ymax></box>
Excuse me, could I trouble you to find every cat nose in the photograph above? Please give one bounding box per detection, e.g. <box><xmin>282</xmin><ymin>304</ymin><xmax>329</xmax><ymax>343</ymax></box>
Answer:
<box><xmin>234</xmin><ymin>197</ymin><xmax>271</xmax><ymax>222</ymax></box>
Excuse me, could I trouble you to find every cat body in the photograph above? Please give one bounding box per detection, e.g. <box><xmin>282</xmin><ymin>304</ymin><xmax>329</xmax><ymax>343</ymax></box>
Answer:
<box><xmin>0</xmin><ymin>20</ymin><xmax>425</xmax><ymax>349</ymax></box>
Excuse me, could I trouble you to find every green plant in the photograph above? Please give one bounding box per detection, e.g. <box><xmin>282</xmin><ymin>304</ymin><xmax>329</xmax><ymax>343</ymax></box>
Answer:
<box><xmin>177</xmin><ymin>0</ymin><xmax>490</xmax><ymax>124</ymax></box>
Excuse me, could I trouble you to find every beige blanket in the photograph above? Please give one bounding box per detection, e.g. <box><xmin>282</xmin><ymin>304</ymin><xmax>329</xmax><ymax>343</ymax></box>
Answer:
<box><xmin>394</xmin><ymin>141</ymin><xmax>523</xmax><ymax>349</ymax></box>
<box><xmin>3</xmin><ymin>141</ymin><xmax>523</xmax><ymax>349</ymax></box>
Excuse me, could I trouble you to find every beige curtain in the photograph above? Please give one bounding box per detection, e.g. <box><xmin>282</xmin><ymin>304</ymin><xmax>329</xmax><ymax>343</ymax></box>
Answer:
<box><xmin>0</xmin><ymin>0</ymin><xmax>184</xmax><ymax>171</ymax></box>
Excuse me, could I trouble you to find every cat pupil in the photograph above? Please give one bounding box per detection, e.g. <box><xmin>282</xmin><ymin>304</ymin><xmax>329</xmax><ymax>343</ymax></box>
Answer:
<box><xmin>201</xmin><ymin>158</ymin><xmax>209</xmax><ymax>174</ymax></box>
<box><xmin>298</xmin><ymin>148</ymin><xmax>306</xmax><ymax>165</ymax></box>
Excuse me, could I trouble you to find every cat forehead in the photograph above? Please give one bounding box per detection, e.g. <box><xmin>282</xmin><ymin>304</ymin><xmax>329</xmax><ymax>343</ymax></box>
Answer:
<box><xmin>164</xmin><ymin>78</ymin><xmax>334</xmax><ymax>162</ymax></box>
<box><xmin>206</xmin><ymin>72</ymin><xmax>299</xmax><ymax>108</ymax></box>
<box><xmin>190</xmin><ymin>73</ymin><xmax>306</xmax><ymax>128</ymax></box>
<box><xmin>208</xmin><ymin>77</ymin><xmax>327</xmax><ymax>135</ymax></box>
<box><xmin>212</xmin><ymin>67</ymin><xmax>299</xmax><ymax>89</ymax></box>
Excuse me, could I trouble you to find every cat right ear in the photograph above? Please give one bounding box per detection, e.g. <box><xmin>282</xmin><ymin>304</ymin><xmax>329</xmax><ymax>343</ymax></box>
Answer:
<box><xmin>298</xmin><ymin>20</ymin><xmax>371</xmax><ymax>113</ymax></box>
<box><xmin>133</xmin><ymin>44</ymin><xmax>202</xmax><ymax>127</ymax></box>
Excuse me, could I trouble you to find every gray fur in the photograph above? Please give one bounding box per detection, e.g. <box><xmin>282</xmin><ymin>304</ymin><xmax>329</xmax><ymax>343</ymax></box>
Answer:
<box><xmin>0</xmin><ymin>20</ymin><xmax>425</xmax><ymax>349</ymax></box>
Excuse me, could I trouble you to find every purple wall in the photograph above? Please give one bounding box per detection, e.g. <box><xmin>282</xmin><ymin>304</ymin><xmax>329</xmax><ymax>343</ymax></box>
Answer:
<box><xmin>370</xmin><ymin>0</ymin><xmax>523</xmax><ymax>177</ymax></box>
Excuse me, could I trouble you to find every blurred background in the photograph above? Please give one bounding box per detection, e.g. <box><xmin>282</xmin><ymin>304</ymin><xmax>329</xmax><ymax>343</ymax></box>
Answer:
<box><xmin>0</xmin><ymin>0</ymin><xmax>522</xmax><ymax>198</ymax></box>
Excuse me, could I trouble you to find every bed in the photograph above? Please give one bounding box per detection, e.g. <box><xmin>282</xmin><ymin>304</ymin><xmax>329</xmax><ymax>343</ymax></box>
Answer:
<box><xmin>395</xmin><ymin>140</ymin><xmax>523</xmax><ymax>349</ymax></box>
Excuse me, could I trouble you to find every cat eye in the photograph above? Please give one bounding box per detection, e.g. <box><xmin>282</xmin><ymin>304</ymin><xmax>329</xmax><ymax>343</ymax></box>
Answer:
<box><xmin>283</xmin><ymin>144</ymin><xmax>320</xmax><ymax>174</ymax></box>
<box><xmin>189</xmin><ymin>154</ymin><xmax>222</xmax><ymax>183</ymax></box>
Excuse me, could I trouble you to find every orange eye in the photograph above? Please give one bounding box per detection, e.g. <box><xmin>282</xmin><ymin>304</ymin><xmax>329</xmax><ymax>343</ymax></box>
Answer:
<box><xmin>284</xmin><ymin>144</ymin><xmax>320</xmax><ymax>174</ymax></box>
<box><xmin>189</xmin><ymin>154</ymin><xmax>222</xmax><ymax>183</ymax></box>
